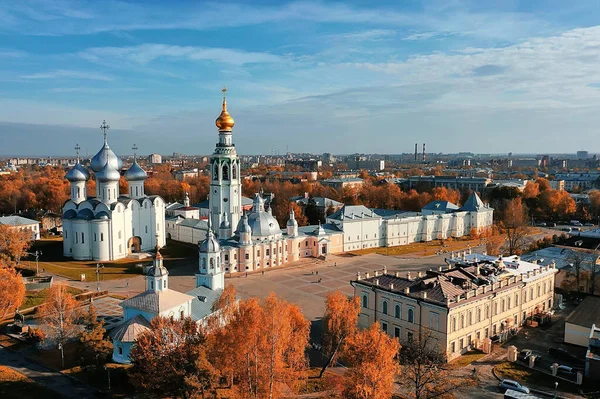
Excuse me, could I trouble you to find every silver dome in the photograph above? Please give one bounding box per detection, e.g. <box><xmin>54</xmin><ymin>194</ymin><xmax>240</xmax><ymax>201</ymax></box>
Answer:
<box><xmin>63</xmin><ymin>209</ymin><xmax>77</xmax><ymax>219</ymax></box>
<box><xmin>96</xmin><ymin>162</ymin><xmax>121</xmax><ymax>183</ymax></box>
<box><xmin>65</xmin><ymin>162</ymin><xmax>90</xmax><ymax>182</ymax></box>
<box><xmin>95</xmin><ymin>211</ymin><xmax>110</xmax><ymax>220</ymax></box>
<box><xmin>287</xmin><ymin>209</ymin><xmax>298</xmax><ymax>227</ymax></box>
<box><xmin>247</xmin><ymin>210</ymin><xmax>281</xmax><ymax>237</ymax></box>
<box><xmin>124</xmin><ymin>160</ymin><xmax>147</xmax><ymax>181</ymax></box>
<box><xmin>199</xmin><ymin>229</ymin><xmax>220</xmax><ymax>253</ymax></box>
<box><xmin>90</xmin><ymin>142</ymin><xmax>122</xmax><ymax>172</ymax></box>
<box><xmin>76</xmin><ymin>208</ymin><xmax>94</xmax><ymax>220</ymax></box>
<box><xmin>236</xmin><ymin>213</ymin><xmax>252</xmax><ymax>235</ymax></box>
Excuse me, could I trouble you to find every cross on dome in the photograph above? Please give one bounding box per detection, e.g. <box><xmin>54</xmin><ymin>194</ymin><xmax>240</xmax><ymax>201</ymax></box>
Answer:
<box><xmin>74</xmin><ymin>143</ymin><xmax>81</xmax><ymax>162</ymax></box>
<box><xmin>132</xmin><ymin>143</ymin><xmax>138</xmax><ymax>160</ymax></box>
<box><xmin>100</xmin><ymin>120</ymin><xmax>110</xmax><ymax>142</ymax></box>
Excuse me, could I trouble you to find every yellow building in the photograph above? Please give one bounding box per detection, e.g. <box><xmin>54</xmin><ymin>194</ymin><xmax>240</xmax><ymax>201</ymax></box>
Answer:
<box><xmin>351</xmin><ymin>252</ymin><xmax>557</xmax><ymax>360</ymax></box>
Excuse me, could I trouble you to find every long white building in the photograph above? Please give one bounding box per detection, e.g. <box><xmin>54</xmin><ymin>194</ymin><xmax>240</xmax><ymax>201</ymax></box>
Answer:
<box><xmin>62</xmin><ymin>124</ymin><xmax>165</xmax><ymax>261</ymax></box>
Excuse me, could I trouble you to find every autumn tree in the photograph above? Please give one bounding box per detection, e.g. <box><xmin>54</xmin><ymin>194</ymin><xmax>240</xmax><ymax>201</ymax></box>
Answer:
<box><xmin>342</xmin><ymin>323</ymin><xmax>400</xmax><ymax>399</ymax></box>
<box><xmin>400</xmin><ymin>328</ymin><xmax>472</xmax><ymax>399</ymax></box>
<box><xmin>39</xmin><ymin>284</ymin><xmax>80</xmax><ymax>368</ymax></box>
<box><xmin>0</xmin><ymin>224</ymin><xmax>32</xmax><ymax>265</ymax></box>
<box><xmin>319</xmin><ymin>291</ymin><xmax>361</xmax><ymax>377</ymax></box>
<box><xmin>290</xmin><ymin>202</ymin><xmax>308</xmax><ymax>226</ymax></box>
<box><xmin>501</xmin><ymin>197</ymin><xmax>529</xmax><ymax>255</ymax></box>
<box><xmin>79</xmin><ymin>303</ymin><xmax>113</xmax><ymax>366</ymax></box>
<box><xmin>485</xmin><ymin>235</ymin><xmax>504</xmax><ymax>256</ymax></box>
<box><xmin>0</xmin><ymin>264</ymin><xmax>26</xmax><ymax>319</ymax></box>
<box><xmin>128</xmin><ymin>316</ymin><xmax>216</xmax><ymax>398</ymax></box>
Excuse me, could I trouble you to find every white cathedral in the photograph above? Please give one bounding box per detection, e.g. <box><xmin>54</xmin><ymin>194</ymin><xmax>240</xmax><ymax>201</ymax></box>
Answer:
<box><xmin>62</xmin><ymin>123</ymin><xmax>166</xmax><ymax>261</ymax></box>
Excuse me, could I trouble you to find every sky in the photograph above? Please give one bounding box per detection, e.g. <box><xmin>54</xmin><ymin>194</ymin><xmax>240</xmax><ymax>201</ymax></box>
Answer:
<box><xmin>2</xmin><ymin>0</ymin><xmax>600</xmax><ymax>156</ymax></box>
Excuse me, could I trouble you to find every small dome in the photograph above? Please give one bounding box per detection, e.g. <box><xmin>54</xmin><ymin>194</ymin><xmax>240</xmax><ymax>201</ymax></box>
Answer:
<box><xmin>220</xmin><ymin>219</ymin><xmax>231</xmax><ymax>229</ymax></box>
<box><xmin>199</xmin><ymin>229</ymin><xmax>220</xmax><ymax>253</ymax></box>
<box><xmin>287</xmin><ymin>217</ymin><xmax>298</xmax><ymax>227</ymax></box>
<box><xmin>236</xmin><ymin>213</ymin><xmax>252</xmax><ymax>235</ymax></box>
<box><xmin>96</xmin><ymin>162</ymin><xmax>121</xmax><ymax>183</ymax></box>
<box><xmin>90</xmin><ymin>142</ymin><xmax>122</xmax><ymax>172</ymax></box>
<box><xmin>65</xmin><ymin>162</ymin><xmax>90</xmax><ymax>182</ymax></box>
<box><xmin>124</xmin><ymin>160</ymin><xmax>147</xmax><ymax>181</ymax></box>
<box><xmin>215</xmin><ymin>89</ymin><xmax>235</xmax><ymax>131</ymax></box>
<box><xmin>149</xmin><ymin>264</ymin><xmax>168</xmax><ymax>277</ymax></box>
<box><xmin>63</xmin><ymin>209</ymin><xmax>77</xmax><ymax>219</ymax></box>
<box><xmin>95</xmin><ymin>211</ymin><xmax>110</xmax><ymax>220</ymax></box>
<box><xmin>76</xmin><ymin>208</ymin><xmax>94</xmax><ymax>220</ymax></box>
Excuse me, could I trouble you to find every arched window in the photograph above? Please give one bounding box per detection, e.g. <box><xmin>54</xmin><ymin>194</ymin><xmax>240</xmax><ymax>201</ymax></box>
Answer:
<box><xmin>460</xmin><ymin>314</ymin><xmax>464</xmax><ymax>328</ymax></box>
<box><xmin>395</xmin><ymin>304</ymin><xmax>401</xmax><ymax>318</ymax></box>
<box><xmin>452</xmin><ymin>317</ymin><xmax>456</xmax><ymax>332</ymax></box>
<box><xmin>468</xmin><ymin>311</ymin><xmax>472</xmax><ymax>326</ymax></box>
<box><xmin>382</xmin><ymin>300</ymin><xmax>388</xmax><ymax>315</ymax></box>
<box><xmin>222</xmin><ymin>163</ymin><xmax>229</xmax><ymax>180</ymax></box>
<box><xmin>202</xmin><ymin>258</ymin><xmax>207</xmax><ymax>269</ymax></box>
<box><xmin>501</xmin><ymin>299</ymin><xmax>505</xmax><ymax>312</ymax></box>
<box><xmin>210</xmin><ymin>258</ymin><xmax>214</xmax><ymax>269</ymax></box>
<box><xmin>213</xmin><ymin>163</ymin><xmax>218</xmax><ymax>180</ymax></box>
<box><xmin>232</xmin><ymin>163</ymin><xmax>237</xmax><ymax>179</ymax></box>
<box><xmin>408</xmin><ymin>308</ymin><xmax>414</xmax><ymax>323</ymax></box>
<box><xmin>362</xmin><ymin>294</ymin><xmax>368</xmax><ymax>308</ymax></box>
<box><xmin>477</xmin><ymin>307</ymin><xmax>481</xmax><ymax>322</ymax></box>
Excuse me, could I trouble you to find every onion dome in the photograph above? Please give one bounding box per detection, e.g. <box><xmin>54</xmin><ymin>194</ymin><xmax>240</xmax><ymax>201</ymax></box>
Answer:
<box><xmin>215</xmin><ymin>87</ymin><xmax>235</xmax><ymax>131</ymax></box>
<box><xmin>247</xmin><ymin>194</ymin><xmax>281</xmax><ymax>237</ymax></box>
<box><xmin>287</xmin><ymin>209</ymin><xmax>298</xmax><ymax>227</ymax></box>
<box><xmin>90</xmin><ymin>142</ymin><xmax>123</xmax><ymax>172</ymax></box>
<box><xmin>76</xmin><ymin>208</ymin><xmax>94</xmax><ymax>220</ymax></box>
<box><xmin>63</xmin><ymin>209</ymin><xmax>77</xmax><ymax>219</ymax></box>
<box><xmin>95</xmin><ymin>211</ymin><xmax>110</xmax><ymax>220</ymax></box>
<box><xmin>96</xmin><ymin>162</ymin><xmax>121</xmax><ymax>183</ymax></box>
<box><xmin>199</xmin><ymin>228</ymin><xmax>220</xmax><ymax>253</ymax></box>
<box><xmin>124</xmin><ymin>160</ymin><xmax>147</xmax><ymax>181</ymax></box>
<box><xmin>219</xmin><ymin>213</ymin><xmax>231</xmax><ymax>229</ymax></box>
<box><xmin>65</xmin><ymin>162</ymin><xmax>90</xmax><ymax>182</ymax></box>
<box><xmin>236</xmin><ymin>213</ymin><xmax>252</xmax><ymax>235</ymax></box>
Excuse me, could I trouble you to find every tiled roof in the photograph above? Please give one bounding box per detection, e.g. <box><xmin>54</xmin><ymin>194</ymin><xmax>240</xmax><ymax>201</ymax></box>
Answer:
<box><xmin>109</xmin><ymin>314</ymin><xmax>151</xmax><ymax>342</ymax></box>
<box><xmin>328</xmin><ymin>205</ymin><xmax>378</xmax><ymax>220</ymax></box>
<box><xmin>422</xmin><ymin>200</ymin><xmax>459</xmax><ymax>211</ymax></box>
<box><xmin>0</xmin><ymin>215</ymin><xmax>39</xmax><ymax>226</ymax></box>
<box><xmin>459</xmin><ymin>192</ymin><xmax>487</xmax><ymax>212</ymax></box>
<box><xmin>120</xmin><ymin>290</ymin><xmax>194</xmax><ymax>314</ymax></box>
<box><xmin>565</xmin><ymin>296</ymin><xmax>600</xmax><ymax>328</ymax></box>
<box><xmin>187</xmin><ymin>285</ymin><xmax>222</xmax><ymax>321</ymax></box>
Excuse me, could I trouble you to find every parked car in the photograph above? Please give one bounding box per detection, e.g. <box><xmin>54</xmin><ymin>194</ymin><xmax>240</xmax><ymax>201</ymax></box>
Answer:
<box><xmin>499</xmin><ymin>379</ymin><xmax>530</xmax><ymax>394</ymax></box>
<box><xmin>585</xmin><ymin>222</ymin><xmax>594</xmax><ymax>226</ymax></box>
<box><xmin>556</xmin><ymin>365</ymin><xmax>575</xmax><ymax>375</ymax></box>
<box><xmin>548</xmin><ymin>348</ymin><xmax>584</xmax><ymax>365</ymax></box>
<box><xmin>549</xmin><ymin>222</ymin><xmax>557</xmax><ymax>227</ymax></box>
<box><xmin>537</xmin><ymin>222</ymin><xmax>547</xmax><ymax>227</ymax></box>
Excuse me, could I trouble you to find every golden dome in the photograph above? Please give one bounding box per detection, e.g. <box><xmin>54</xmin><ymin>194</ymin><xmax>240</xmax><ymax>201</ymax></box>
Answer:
<box><xmin>215</xmin><ymin>87</ymin><xmax>235</xmax><ymax>131</ymax></box>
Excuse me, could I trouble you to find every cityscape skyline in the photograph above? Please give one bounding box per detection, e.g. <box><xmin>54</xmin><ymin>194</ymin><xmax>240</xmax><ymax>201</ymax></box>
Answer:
<box><xmin>2</xmin><ymin>1</ymin><xmax>600</xmax><ymax>155</ymax></box>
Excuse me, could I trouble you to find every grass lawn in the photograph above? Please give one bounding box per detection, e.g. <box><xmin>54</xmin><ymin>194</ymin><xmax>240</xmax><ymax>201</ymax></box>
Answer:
<box><xmin>495</xmin><ymin>362</ymin><xmax>580</xmax><ymax>394</ymax></box>
<box><xmin>0</xmin><ymin>365</ymin><xmax>64</xmax><ymax>399</ymax></box>
<box><xmin>349</xmin><ymin>237</ymin><xmax>485</xmax><ymax>257</ymax></box>
<box><xmin>21</xmin><ymin>286</ymin><xmax>85</xmax><ymax>310</ymax></box>
<box><xmin>449</xmin><ymin>350</ymin><xmax>487</xmax><ymax>368</ymax></box>
<box><xmin>64</xmin><ymin>363</ymin><xmax>132</xmax><ymax>394</ymax></box>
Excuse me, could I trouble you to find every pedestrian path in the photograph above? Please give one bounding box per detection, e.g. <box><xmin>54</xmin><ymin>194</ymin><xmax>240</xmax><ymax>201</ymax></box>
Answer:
<box><xmin>0</xmin><ymin>347</ymin><xmax>97</xmax><ymax>399</ymax></box>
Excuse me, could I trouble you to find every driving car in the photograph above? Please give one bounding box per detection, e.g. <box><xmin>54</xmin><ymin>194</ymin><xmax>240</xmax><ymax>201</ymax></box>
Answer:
<box><xmin>499</xmin><ymin>379</ymin><xmax>530</xmax><ymax>394</ymax></box>
<box><xmin>556</xmin><ymin>365</ymin><xmax>575</xmax><ymax>375</ymax></box>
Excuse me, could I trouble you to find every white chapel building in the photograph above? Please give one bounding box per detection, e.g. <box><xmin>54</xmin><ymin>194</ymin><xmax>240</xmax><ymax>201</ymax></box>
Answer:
<box><xmin>62</xmin><ymin>123</ymin><xmax>166</xmax><ymax>261</ymax></box>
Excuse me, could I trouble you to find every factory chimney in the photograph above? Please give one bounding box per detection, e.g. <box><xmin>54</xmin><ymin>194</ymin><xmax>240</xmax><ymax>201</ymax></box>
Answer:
<box><xmin>414</xmin><ymin>143</ymin><xmax>418</xmax><ymax>161</ymax></box>
<box><xmin>422</xmin><ymin>143</ymin><xmax>426</xmax><ymax>162</ymax></box>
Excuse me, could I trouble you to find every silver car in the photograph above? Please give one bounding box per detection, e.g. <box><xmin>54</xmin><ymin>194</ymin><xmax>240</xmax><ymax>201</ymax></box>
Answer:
<box><xmin>499</xmin><ymin>379</ymin><xmax>530</xmax><ymax>394</ymax></box>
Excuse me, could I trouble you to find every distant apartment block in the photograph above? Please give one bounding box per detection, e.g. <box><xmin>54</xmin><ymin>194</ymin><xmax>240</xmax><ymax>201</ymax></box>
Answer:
<box><xmin>322</xmin><ymin>177</ymin><xmax>364</xmax><ymax>190</ymax></box>
<box><xmin>555</xmin><ymin>173</ymin><xmax>600</xmax><ymax>191</ymax></box>
<box><xmin>404</xmin><ymin>176</ymin><xmax>491</xmax><ymax>193</ymax></box>
<box><xmin>0</xmin><ymin>215</ymin><xmax>40</xmax><ymax>240</ymax></box>
<box><xmin>174</xmin><ymin>169</ymin><xmax>199</xmax><ymax>181</ymax></box>
<box><xmin>148</xmin><ymin>153</ymin><xmax>162</xmax><ymax>164</ymax></box>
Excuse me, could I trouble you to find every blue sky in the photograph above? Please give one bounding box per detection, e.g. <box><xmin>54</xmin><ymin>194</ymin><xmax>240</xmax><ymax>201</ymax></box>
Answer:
<box><xmin>1</xmin><ymin>0</ymin><xmax>600</xmax><ymax>156</ymax></box>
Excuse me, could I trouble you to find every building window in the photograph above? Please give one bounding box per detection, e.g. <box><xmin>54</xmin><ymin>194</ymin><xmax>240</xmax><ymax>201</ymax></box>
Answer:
<box><xmin>81</xmin><ymin>232</ymin><xmax>84</xmax><ymax>244</ymax></box>
<box><xmin>382</xmin><ymin>300</ymin><xmax>388</xmax><ymax>315</ymax></box>
<box><xmin>118</xmin><ymin>231</ymin><xmax>122</xmax><ymax>239</ymax></box>
<box><xmin>477</xmin><ymin>307</ymin><xmax>481</xmax><ymax>322</ymax></box>
<box><xmin>508</xmin><ymin>297</ymin><xmax>511</xmax><ymax>309</ymax></box>
<box><xmin>407</xmin><ymin>308</ymin><xmax>414</xmax><ymax>323</ymax></box>
<box><xmin>468</xmin><ymin>311</ymin><xmax>472</xmax><ymax>326</ymax></box>
<box><xmin>163</xmin><ymin>280</ymin><xmax>166</xmax><ymax>288</ymax></box>
<box><xmin>362</xmin><ymin>294</ymin><xmax>368</xmax><ymax>308</ymax></box>
<box><xmin>430</xmin><ymin>312</ymin><xmax>439</xmax><ymax>331</ymax></box>
<box><xmin>394</xmin><ymin>327</ymin><xmax>401</xmax><ymax>339</ymax></box>
<box><xmin>266</xmin><ymin>249</ymin><xmax>270</xmax><ymax>256</ymax></box>
<box><xmin>407</xmin><ymin>331</ymin><xmax>414</xmax><ymax>342</ymax></box>
<box><xmin>395</xmin><ymin>304</ymin><xmax>401</xmax><ymax>318</ymax></box>
<box><xmin>118</xmin><ymin>346</ymin><xmax>123</xmax><ymax>355</ymax></box>
<box><xmin>151</xmin><ymin>281</ymin><xmax>154</xmax><ymax>289</ymax></box>
<box><xmin>94</xmin><ymin>233</ymin><xmax>97</xmax><ymax>241</ymax></box>
<box><xmin>225</xmin><ymin>254</ymin><xmax>229</xmax><ymax>261</ymax></box>
<box><xmin>452</xmin><ymin>317</ymin><xmax>456</xmax><ymax>332</ymax></box>
<box><xmin>245</xmin><ymin>253</ymin><xmax>249</xmax><ymax>260</ymax></box>
<box><xmin>451</xmin><ymin>342</ymin><xmax>456</xmax><ymax>353</ymax></box>
<box><xmin>381</xmin><ymin>322</ymin><xmax>388</xmax><ymax>334</ymax></box>
<box><xmin>459</xmin><ymin>338</ymin><xmax>464</xmax><ymax>349</ymax></box>
<box><xmin>501</xmin><ymin>299</ymin><xmax>505</xmax><ymax>313</ymax></box>
<box><xmin>145</xmin><ymin>226</ymin><xmax>148</xmax><ymax>234</ymax></box>
<box><xmin>101</xmin><ymin>233</ymin><xmax>104</xmax><ymax>241</ymax></box>
<box><xmin>515</xmin><ymin>294</ymin><xmax>519</xmax><ymax>306</ymax></box>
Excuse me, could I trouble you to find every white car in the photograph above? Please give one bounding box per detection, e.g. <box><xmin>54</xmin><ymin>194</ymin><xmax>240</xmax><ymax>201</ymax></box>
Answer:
<box><xmin>499</xmin><ymin>379</ymin><xmax>530</xmax><ymax>393</ymax></box>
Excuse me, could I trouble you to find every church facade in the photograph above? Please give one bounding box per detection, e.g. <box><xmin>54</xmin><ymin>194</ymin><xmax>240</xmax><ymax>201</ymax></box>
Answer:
<box><xmin>62</xmin><ymin>124</ymin><xmax>166</xmax><ymax>261</ymax></box>
<box><xmin>168</xmin><ymin>90</ymin><xmax>494</xmax><ymax>274</ymax></box>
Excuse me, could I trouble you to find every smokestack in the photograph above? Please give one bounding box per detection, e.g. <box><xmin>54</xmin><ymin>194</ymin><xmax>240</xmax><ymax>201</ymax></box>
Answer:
<box><xmin>414</xmin><ymin>143</ymin><xmax>418</xmax><ymax>161</ymax></box>
<box><xmin>422</xmin><ymin>143</ymin><xmax>426</xmax><ymax>162</ymax></box>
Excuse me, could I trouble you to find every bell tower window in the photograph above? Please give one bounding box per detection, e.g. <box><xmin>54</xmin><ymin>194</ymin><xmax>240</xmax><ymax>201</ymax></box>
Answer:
<box><xmin>213</xmin><ymin>163</ymin><xmax>218</xmax><ymax>180</ymax></box>
<box><xmin>222</xmin><ymin>164</ymin><xmax>229</xmax><ymax>180</ymax></box>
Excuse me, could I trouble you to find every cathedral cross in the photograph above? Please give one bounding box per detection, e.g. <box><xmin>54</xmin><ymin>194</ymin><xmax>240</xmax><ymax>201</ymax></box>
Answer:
<box><xmin>132</xmin><ymin>143</ymin><xmax>138</xmax><ymax>161</ymax></box>
<box><xmin>74</xmin><ymin>143</ymin><xmax>81</xmax><ymax>162</ymax></box>
<box><xmin>222</xmin><ymin>86</ymin><xmax>227</xmax><ymax>101</ymax></box>
<box><xmin>100</xmin><ymin>120</ymin><xmax>110</xmax><ymax>142</ymax></box>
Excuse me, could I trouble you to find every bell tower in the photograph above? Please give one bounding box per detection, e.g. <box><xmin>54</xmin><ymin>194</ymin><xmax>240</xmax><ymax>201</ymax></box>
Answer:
<box><xmin>210</xmin><ymin>87</ymin><xmax>242</xmax><ymax>238</ymax></box>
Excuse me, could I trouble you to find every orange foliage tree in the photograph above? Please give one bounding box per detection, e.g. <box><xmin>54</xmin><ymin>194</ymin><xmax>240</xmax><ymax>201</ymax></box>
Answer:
<box><xmin>320</xmin><ymin>290</ymin><xmax>361</xmax><ymax>377</ymax></box>
<box><xmin>501</xmin><ymin>197</ymin><xmax>529</xmax><ymax>255</ymax></box>
<box><xmin>289</xmin><ymin>202</ymin><xmax>308</xmax><ymax>227</ymax></box>
<box><xmin>0</xmin><ymin>263</ymin><xmax>26</xmax><ymax>319</ymax></box>
<box><xmin>342</xmin><ymin>323</ymin><xmax>400</xmax><ymax>399</ymax></box>
<box><xmin>128</xmin><ymin>316</ymin><xmax>215</xmax><ymax>398</ymax></box>
<box><xmin>0</xmin><ymin>224</ymin><xmax>32</xmax><ymax>265</ymax></box>
<box><xmin>207</xmin><ymin>292</ymin><xmax>310</xmax><ymax>399</ymax></box>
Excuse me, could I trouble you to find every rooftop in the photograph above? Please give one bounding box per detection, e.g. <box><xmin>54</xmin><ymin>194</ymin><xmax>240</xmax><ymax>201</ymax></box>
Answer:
<box><xmin>565</xmin><ymin>296</ymin><xmax>600</xmax><ymax>328</ymax></box>
<box><xmin>120</xmin><ymin>289</ymin><xmax>194</xmax><ymax>314</ymax></box>
<box><xmin>0</xmin><ymin>215</ymin><xmax>39</xmax><ymax>226</ymax></box>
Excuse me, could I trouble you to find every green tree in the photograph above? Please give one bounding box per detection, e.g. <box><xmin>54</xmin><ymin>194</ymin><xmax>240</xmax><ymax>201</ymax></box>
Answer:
<box><xmin>79</xmin><ymin>303</ymin><xmax>113</xmax><ymax>366</ymax></box>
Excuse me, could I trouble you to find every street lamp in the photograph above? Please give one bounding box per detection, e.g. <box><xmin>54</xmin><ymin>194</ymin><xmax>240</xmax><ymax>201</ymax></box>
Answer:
<box><xmin>58</xmin><ymin>342</ymin><xmax>64</xmax><ymax>369</ymax></box>
<box><xmin>554</xmin><ymin>381</ymin><xmax>558</xmax><ymax>398</ymax></box>
<box><xmin>104</xmin><ymin>365</ymin><xmax>111</xmax><ymax>391</ymax></box>
<box><xmin>28</xmin><ymin>250</ymin><xmax>42</xmax><ymax>276</ymax></box>
<box><xmin>96</xmin><ymin>263</ymin><xmax>104</xmax><ymax>292</ymax></box>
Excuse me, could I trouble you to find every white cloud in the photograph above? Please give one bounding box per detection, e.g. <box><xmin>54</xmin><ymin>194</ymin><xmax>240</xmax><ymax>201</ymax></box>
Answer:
<box><xmin>78</xmin><ymin>44</ymin><xmax>285</xmax><ymax>66</ymax></box>
<box><xmin>21</xmin><ymin>69</ymin><xmax>114</xmax><ymax>81</ymax></box>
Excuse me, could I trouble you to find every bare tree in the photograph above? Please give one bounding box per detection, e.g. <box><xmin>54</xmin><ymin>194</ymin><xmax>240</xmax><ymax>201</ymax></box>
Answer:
<box><xmin>567</xmin><ymin>250</ymin><xmax>588</xmax><ymax>292</ymax></box>
<box><xmin>399</xmin><ymin>329</ymin><xmax>473</xmax><ymax>399</ymax></box>
<box><xmin>589</xmin><ymin>245</ymin><xmax>600</xmax><ymax>295</ymax></box>
<box><xmin>501</xmin><ymin>198</ymin><xmax>529</xmax><ymax>255</ymax></box>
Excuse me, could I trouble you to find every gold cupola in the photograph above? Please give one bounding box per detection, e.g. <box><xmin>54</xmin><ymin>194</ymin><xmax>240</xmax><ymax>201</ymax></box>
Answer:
<box><xmin>215</xmin><ymin>86</ymin><xmax>235</xmax><ymax>131</ymax></box>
